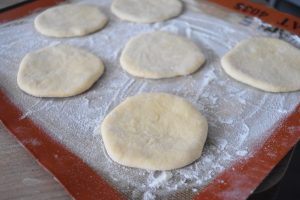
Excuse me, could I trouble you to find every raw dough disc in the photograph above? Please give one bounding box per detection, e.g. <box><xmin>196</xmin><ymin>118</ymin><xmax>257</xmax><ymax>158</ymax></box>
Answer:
<box><xmin>120</xmin><ymin>31</ymin><xmax>206</xmax><ymax>79</ymax></box>
<box><xmin>35</xmin><ymin>4</ymin><xmax>108</xmax><ymax>37</ymax></box>
<box><xmin>17</xmin><ymin>45</ymin><xmax>104</xmax><ymax>97</ymax></box>
<box><xmin>221</xmin><ymin>37</ymin><xmax>300</xmax><ymax>92</ymax></box>
<box><xmin>101</xmin><ymin>93</ymin><xmax>208</xmax><ymax>170</ymax></box>
<box><xmin>111</xmin><ymin>0</ymin><xmax>182</xmax><ymax>23</ymax></box>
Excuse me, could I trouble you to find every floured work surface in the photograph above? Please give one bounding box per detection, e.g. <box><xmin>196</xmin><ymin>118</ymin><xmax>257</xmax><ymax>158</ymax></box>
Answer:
<box><xmin>0</xmin><ymin>0</ymin><xmax>300</xmax><ymax>199</ymax></box>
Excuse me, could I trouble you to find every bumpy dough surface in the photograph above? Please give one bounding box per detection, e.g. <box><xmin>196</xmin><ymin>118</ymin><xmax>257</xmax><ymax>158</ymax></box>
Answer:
<box><xmin>111</xmin><ymin>0</ymin><xmax>182</xmax><ymax>23</ymax></box>
<box><xmin>221</xmin><ymin>37</ymin><xmax>300</xmax><ymax>92</ymax></box>
<box><xmin>101</xmin><ymin>93</ymin><xmax>208</xmax><ymax>170</ymax></box>
<box><xmin>17</xmin><ymin>45</ymin><xmax>104</xmax><ymax>97</ymax></box>
<box><xmin>120</xmin><ymin>31</ymin><xmax>206</xmax><ymax>79</ymax></box>
<box><xmin>35</xmin><ymin>4</ymin><xmax>108</xmax><ymax>37</ymax></box>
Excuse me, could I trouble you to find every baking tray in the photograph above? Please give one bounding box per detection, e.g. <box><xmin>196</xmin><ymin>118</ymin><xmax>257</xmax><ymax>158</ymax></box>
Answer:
<box><xmin>0</xmin><ymin>0</ymin><xmax>300</xmax><ymax>199</ymax></box>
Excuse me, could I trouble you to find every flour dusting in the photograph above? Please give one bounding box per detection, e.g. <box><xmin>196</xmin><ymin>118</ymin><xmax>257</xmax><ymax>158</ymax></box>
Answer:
<box><xmin>0</xmin><ymin>0</ymin><xmax>300</xmax><ymax>199</ymax></box>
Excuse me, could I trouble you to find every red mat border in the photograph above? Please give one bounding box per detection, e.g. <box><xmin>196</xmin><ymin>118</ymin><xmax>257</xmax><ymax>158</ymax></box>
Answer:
<box><xmin>1</xmin><ymin>88</ymin><xmax>300</xmax><ymax>200</ymax></box>
<box><xmin>0</xmin><ymin>89</ymin><xmax>124</xmax><ymax>200</ymax></box>
<box><xmin>193</xmin><ymin>104</ymin><xmax>300</xmax><ymax>200</ymax></box>
<box><xmin>0</xmin><ymin>0</ymin><xmax>65</xmax><ymax>23</ymax></box>
<box><xmin>209</xmin><ymin>0</ymin><xmax>300</xmax><ymax>36</ymax></box>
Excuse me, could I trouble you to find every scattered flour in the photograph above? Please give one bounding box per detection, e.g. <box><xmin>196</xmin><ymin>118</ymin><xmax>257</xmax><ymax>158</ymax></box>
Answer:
<box><xmin>22</xmin><ymin>178</ymin><xmax>43</xmax><ymax>185</ymax></box>
<box><xmin>0</xmin><ymin>0</ymin><xmax>299</xmax><ymax>199</ymax></box>
<box><xmin>236</xmin><ymin>150</ymin><xmax>249</xmax><ymax>157</ymax></box>
<box><xmin>148</xmin><ymin>172</ymin><xmax>173</xmax><ymax>188</ymax></box>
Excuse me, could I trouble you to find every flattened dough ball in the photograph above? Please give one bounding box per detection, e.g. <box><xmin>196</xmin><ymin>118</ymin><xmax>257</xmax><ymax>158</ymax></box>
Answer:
<box><xmin>101</xmin><ymin>93</ymin><xmax>208</xmax><ymax>170</ymax></box>
<box><xmin>221</xmin><ymin>37</ymin><xmax>300</xmax><ymax>92</ymax></box>
<box><xmin>111</xmin><ymin>0</ymin><xmax>182</xmax><ymax>23</ymax></box>
<box><xmin>35</xmin><ymin>4</ymin><xmax>108</xmax><ymax>37</ymax></box>
<box><xmin>120</xmin><ymin>32</ymin><xmax>206</xmax><ymax>79</ymax></box>
<box><xmin>17</xmin><ymin>45</ymin><xmax>104</xmax><ymax>97</ymax></box>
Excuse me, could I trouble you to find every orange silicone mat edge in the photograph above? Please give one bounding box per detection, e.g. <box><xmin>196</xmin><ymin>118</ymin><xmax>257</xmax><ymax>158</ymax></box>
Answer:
<box><xmin>0</xmin><ymin>88</ymin><xmax>125</xmax><ymax>200</ymax></box>
<box><xmin>0</xmin><ymin>0</ymin><xmax>65</xmax><ymax>23</ymax></box>
<box><xmin>208</xmin><ymin>0</ymin><xmax>300</xmax><ymax>36</ymax></box>
<box><xmin>193</xmin><ymin>104</ymin><xmax>300</xmax><ymax>200</ymax></box>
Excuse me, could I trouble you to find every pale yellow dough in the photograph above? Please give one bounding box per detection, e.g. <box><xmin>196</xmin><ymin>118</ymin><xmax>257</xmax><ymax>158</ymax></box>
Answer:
<box><xmin>17</xmin><ymin>45</ymin><xmax>104</xmax><ymax>97</ymax></box>
<box><xmin>221</xmin><ymin>37</ymin><xmax>300</xmax><ymax>92</ymax></box>
<box><xmin>111</xmin><ymin>0</ymin><xmax>182</xmax><ymax>23</ymax></box>
<box><xmin>35</xmin><ymin>4</ymin><xmax>108</xmax><ymax>37</ymax></box>
<box><xmin>120</xmin><ymin>31</ymin><xmax>206</xmax><ymax>79</ymax></box>
<box><xmin>101</xmin><ymin>93</ymin><xmax>208</xmax><ymax>170</ymax></box>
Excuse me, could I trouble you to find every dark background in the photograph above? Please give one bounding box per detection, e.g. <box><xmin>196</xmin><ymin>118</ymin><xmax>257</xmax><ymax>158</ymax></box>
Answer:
<box><xmin>247</xmin><ymin>143</ymin><xmax>300</xmax><ymax>200</ymax></box>
<box><xmin>276</xmin><ymin>142</ymin><xmax>300</xmax><ymax>200</ymax></box>
<box><xmin>276</xmin><ymin>143</ymin><xmax>300</xmax><ymax>200</ymax></box>
<box><xmin>253</xmin><ymin>0</ymin><xmax>300</xmax><ymax>17</ymax></box>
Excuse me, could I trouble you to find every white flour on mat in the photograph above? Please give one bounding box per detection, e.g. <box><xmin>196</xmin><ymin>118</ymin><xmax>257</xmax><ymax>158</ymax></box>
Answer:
<box><xmin>0</xmin><ymin>0</ymin><xmax>300</xmax><ymax>199</ymax></box>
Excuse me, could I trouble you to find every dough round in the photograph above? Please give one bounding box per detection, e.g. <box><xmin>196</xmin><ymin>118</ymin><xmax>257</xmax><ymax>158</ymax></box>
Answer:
<box><xmin>17</xmin><ymin>45</ymin><xmax>104</xmax><ymax>97</ymax></box>
<box><xmin>101</xmin><ymin>93</ymin><xmax>208</xmax><ymax>170</ymax></box>
<box><xmin>221</xmin><ymin>37</ymin><xmax>300</xmax><ymax>92</ymax></box>
<box><xmin>111</xmin><ymin>0</ymin><xmax>182</xmax><ymax>23</ymax></box>
<box><xmin>35</xmin><ymin>4</ymin><xmax>108</xmax><ymax>37</ymax></box>
<box><xmin>120</xmin><ymin>32</ymin><xmax>205</xmax><ymax>79</ymax></box>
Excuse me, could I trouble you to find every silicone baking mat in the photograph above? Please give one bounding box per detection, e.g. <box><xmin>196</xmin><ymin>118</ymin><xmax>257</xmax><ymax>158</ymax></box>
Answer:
<box><xmin>0</xmin><ymin>0</ymin><xmax>300</xmax><ymax>199</ymax></box>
